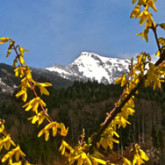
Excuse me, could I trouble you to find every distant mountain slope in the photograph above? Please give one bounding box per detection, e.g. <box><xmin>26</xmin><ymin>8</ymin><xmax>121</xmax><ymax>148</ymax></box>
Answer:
<box><xmin>0</xmin><ymin>52</ymin><xmax>131</xmax><ymax>95</ymax></box>
<box><xmin>0</xmin><ymin>63</ymin><xmax>19</xmax><ymax>95</ymax></box>
<box><xmin>0</xmin><ymin>63</ymin><xmax>72</xmax><ymax>95</ymax></box>
<box><xmin>46</xmin><ymin>52</ymin><xmax>130</xmax><ymax>84</ymax></box>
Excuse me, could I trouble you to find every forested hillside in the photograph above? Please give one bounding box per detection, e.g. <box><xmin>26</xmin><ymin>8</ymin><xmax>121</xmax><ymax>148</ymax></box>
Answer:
<box><xmin>0</xmin><ymin>81</ymin><xmax>164</xmax><ymax>165</ymax></box>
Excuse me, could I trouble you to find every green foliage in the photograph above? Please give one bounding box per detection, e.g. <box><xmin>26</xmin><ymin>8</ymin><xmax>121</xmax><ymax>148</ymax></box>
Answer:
<box><xmin>0</xmin><ymin>82</ymin><xmax>165</xmax><ymax>164</ymax></box>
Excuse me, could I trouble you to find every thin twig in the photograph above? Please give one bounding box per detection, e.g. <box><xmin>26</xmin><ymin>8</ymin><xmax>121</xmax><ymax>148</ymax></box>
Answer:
<box><xmin>90</xmin><ymin>22</ymin><xmax>165</xmax><ymax>149</ymax></box>
<box><xmin>90</xmin><ymin>50</ymin><xmax>165</xmax><ymax>150</ymax></box>
<box><xmin>13</xmin><ymin>44</ymin><xmax>53</xmax><ymax>122</ymax></box>
<box><xmin>151</xmin><ymin>25</ymin><xmax>161</xmax><ymax>53</ymax></box>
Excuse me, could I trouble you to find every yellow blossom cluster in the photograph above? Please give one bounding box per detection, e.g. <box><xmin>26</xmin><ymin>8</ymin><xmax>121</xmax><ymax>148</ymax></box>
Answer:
<box><xmin>0</xmin><ymin>37</ymin><xmax>69</xmax><ymax>164</ymax></box>
<box><xmin>0</xmin><ymin>120</ymin><xmax>33</xmax><ymax>165</ymax></box>
<box><xmin>98</xmin><ymin>97</ymin><xmax>135</xmax><ymax>151</ymax></box>
<box><xmin>130</xmin><ymin>0</ymin><xmax>157</xmax><ymax>42</ymax></box>
<box><xmin>59</xmin><ymin>140</ymin><xmax>106</xmax><ymax>165</ymax></box>
<box><xmin>0</xmin><ymin>37</ymin><xmax>68</xmax><ymax>140</ymax></box>
<box><xmin>0</xmin><ymin>0</ymin><xmax>165</xmax><ymax>164</ymax></box>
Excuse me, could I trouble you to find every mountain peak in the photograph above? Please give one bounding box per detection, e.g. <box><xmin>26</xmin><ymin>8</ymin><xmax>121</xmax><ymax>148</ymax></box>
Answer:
<box><xmin>77</xmin><ymin>51</ymin><xmax>130</xmax><ymax>64</ymax></box>
<box><xmin>79</xmin><ymin>51</ymin><xmax>107</xmax><ymax>60</ymax></box>
<box><xmin>80</xmin><ymin>51</ymin><xmax>100</xmax><ymax>57</ymax></box>
<box><xmin>46</xmin><ymin>52</ymin><xmax>130</xmax><ymax>84</ymax></box>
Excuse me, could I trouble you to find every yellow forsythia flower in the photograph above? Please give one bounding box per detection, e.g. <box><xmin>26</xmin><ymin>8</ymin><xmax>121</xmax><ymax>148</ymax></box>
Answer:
<box><xmin>123</xmin><ymin>157</ymin><xmax>131</xmax><ymax>165</ymax></box>
<box><xmin>23</xmin><ymin>97</ymin><xmax>46</xmax><ymax>113</ymax></box>
<box><xmin>28</xmin><ymin>111</ymin><xmax>46</xmax><ymax>125</ymax></box>
<box><xmin>16</xmin><ymin>89</ymin><xmax>27</xmax><ymax>102</ymax></box>
<box><xmin>0</xmin><ymin>37</ymin><xmax>10</xmax><ymax>44</ymax></box>
<box><xmin>36</xmin><ymin>82</ymin><xmax>52</xmax><ymax>96</ymax></box>
<box><xmin>2</xmin><ymin>145</ymin><xmax>25</xmax><ymax>163</ymax></box>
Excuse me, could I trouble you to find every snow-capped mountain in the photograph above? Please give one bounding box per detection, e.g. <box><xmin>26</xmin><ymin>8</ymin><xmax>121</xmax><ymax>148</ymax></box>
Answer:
<box><xmin>46</xmin><ymin>52</ymin><xmax>130</xmax><ymax>84</ymax></box>
<box><xmin>0</xmin><ymin>52</ymin><xmax>131</xmax><ymax>95</ymax></box>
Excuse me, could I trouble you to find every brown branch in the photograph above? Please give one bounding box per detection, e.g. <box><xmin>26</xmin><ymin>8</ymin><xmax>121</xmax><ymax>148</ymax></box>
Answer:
<box><xmin>151</xmin><ymin>25</ymin><xmax>161</xmax><ymax>53</ymax></box>
<box><xmin>90</xmin><ymin>22</ymin><xmax>165</xmax><ymax>150</ymax></box>
<box><xmin>90</xmin><ymin>51</ymin><xmax>165</xmax><ymax>149</ymax></box>
<box><xmin>29</xmin><ymin>81</ymin><xmax>53</xmax><ymax>122</ymax></box>
<box><xmin>12</xmin><ymin>44</ymin><xmax>53</xmax><ymax>123</ymax></box>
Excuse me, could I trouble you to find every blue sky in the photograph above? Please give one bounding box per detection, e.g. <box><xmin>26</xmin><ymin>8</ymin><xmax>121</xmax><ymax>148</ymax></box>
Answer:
<box><xmin>0</xmin><ymin>0</ymin><xmax>165</xmax><ymax>68</ymax></box>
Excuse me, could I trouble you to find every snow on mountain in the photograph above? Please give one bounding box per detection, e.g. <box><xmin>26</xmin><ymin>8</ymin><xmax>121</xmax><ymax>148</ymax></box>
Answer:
<box><xmin>0</xmin><ymin>70</ymin><xmax>17</xmax><ymax>95</ymax></box>
<box><xmin>46</xmin><ymin>52</ymin><xmax>130</xmax><ymax>84</ymax></box>
<box><xmin>0</xmin><ymin>63</ymin><xmax>73</xmax><ymax>95</ymax></box>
